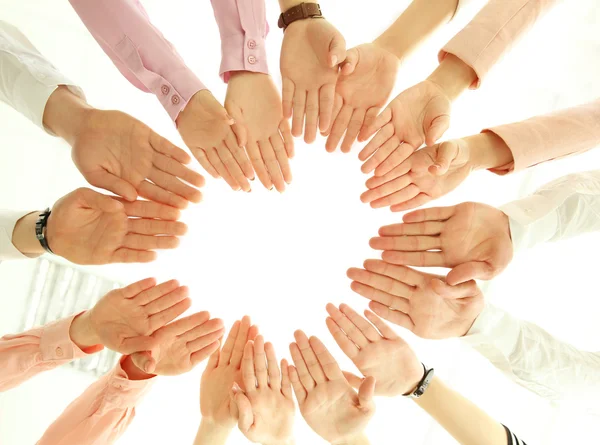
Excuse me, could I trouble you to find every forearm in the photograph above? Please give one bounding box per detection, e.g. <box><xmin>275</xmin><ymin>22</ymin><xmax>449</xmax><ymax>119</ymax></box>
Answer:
<box><xmin>193</xmin><ymin>419</ymin><xmax>232</xmax><ymax>445</ymax></box>
<box><xmin>333</xmin><ymin>434</ymin><xmax>370</xmax><ymax>445</ymax></box>
<box><xmin>42</xmin><ymin>85</ymin><xmax>92</xmax><ymax>145</ymax></box>
<box><xmin>427</xmin><ymin>53</ymin><xmax>477</xmax><ymax>102</ymax></box>
<box><xmin>10</xmin><ymin>211</ymin><xmax>44</xmax><ymax>258</ymax></box>
<box><xmin>414</xmin><ymin>377</ymin><xmax>507</xmax><ymax>445</ymax></box>
<box><xmin>374</xmin><ymin>0</ymin><xmax>459</xmax><ymax>61</ymax></box>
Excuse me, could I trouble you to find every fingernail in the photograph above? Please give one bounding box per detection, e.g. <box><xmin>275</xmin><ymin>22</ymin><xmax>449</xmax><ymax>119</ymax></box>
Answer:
<box><xmin>144</xmin><ymin>362</ymin><xmax>152</xmax><ymax>373</ymax></box>
<box><xmin>331</xmin><ymin>55</ymin><xmax>338</xmax><ymax>66</ymax></box>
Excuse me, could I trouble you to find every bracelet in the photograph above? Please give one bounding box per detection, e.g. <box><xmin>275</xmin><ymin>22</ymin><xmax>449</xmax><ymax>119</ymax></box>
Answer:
<box><xmin>35</xmin><ymin>208</ymin><xmax>54</xmax><ymax>255</ymax></box>
<box><xmin>403</xmin><ymin>363</ymin><xmax>435</xmax><ymax>399</ymax></box>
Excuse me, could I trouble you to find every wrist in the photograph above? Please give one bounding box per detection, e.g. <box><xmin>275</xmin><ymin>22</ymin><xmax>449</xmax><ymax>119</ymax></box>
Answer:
<box><xmin>371</xmin><ymin>38</ymin><xmax>403</xmax><ymax>65</ymax></box>
<box><xmin>121</xmin><ymin>355</ymin><xmax>156</xmax><ymax>381</ymax></box>
<box><xmin>43</xmin><ymin>86</ymin><xmax>93</xmax><ymax>145</ymax></box>
<box><xmin>194</xmin><ymin>418</ymin><xmax>233</xmax><ymax>445</ymax></box>
<box><xmin>463</xmin><ymin>132</ymin><xmax>513</xmax><ymax>171</ymax></box>
<box><xmin>427</xmin><ymin>54</ymin><xmax>477</xmax><ymax>101</ymax></box>
<box><xmin>332</xmin><ymin>433</ymin><xmax>370</xmax><ymax>445</ymax></box>
<box><xmin>69</xmin><ymin>311</ymin><xmax>101</xmax><ymax>350</ymax></box>
<box><xmin>11</xmin><ymin>211</ymin><xmax>44</xmax><ymax>257</ymax></box>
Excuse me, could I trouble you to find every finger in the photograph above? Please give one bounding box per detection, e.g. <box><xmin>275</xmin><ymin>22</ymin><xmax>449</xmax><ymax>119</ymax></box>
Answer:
<box><xmin>325</xmin><ymin>315</ymin><xmax>359</xmax><ymax>359</ymax></box>
<box><xmin>325</xmin><ymin>104</ymin><xmax>352</xmax><ymax>153</ymax></box>
<box><xmin>374</xmin><ymin>143</ymin><xmax>417</xmax><ymax>177</ymax></box>
<box><xmin>379</xmin><ymin>221</ymin><xmax>444</xmax><ymax>236</ymax></box>
<box><xmin>246</xmin><ymin>139</ymin><xmax>273</xmax><ymax>190</ymax></box>
<box><xmin>364</xmin><ymin>309</ymin><xmax>400</xmax><ymax>340</ymax></box>
<box><xmin>206</xmin><ymin>344</ymin><xmax>221</xmax><ymax>369</ymax></box>
<box><xmin>347</xmin><ymin>267</ymin><xmax>415</xmax><ymax>298</ymax></box>
<box><xmin>362</xmin><ymin>134</ymin><xmax>400</xmax><ymax>174</ymax></box>
<box><xmin>128</xmin><ymin>218</ymin><xmax>187</xmax><ymax>236</ymax></box>
<box><xmin>118</xmin><ymin>335</ymin><xmax>158</xmax><ymax>355</ymax></box>
<box><xmin>143</xmin><ymin>285</ymin><xmax>189</xmax><ymax>315</ymax></box>
<box><xmin>369</xmin><ymin>235</ymin><xmax>441</xmax><ymax>252</ymax></box>
<box><xmin>281</xmin><ymin>77</ymin><xmax>295</xmax><ymax>119</ymax></box>
<box><xmin>382</xmin><ymin>250</ymin><xmax>445</xmax><ymax>267</ymax></box>
<box><xmin>220</xmin><ymin>320</ymin><xmax>241</xmax><ymax>366</ymax></box>
<box><xmin>358</xmin><ymin>107</ymin><xmax>380</xmax><ymax>140</ymax></box>
<box><xmin>429</xmin><ymin>140</ymin><xmax>459</xmax><ymax>175</ymax></box>
<box><xmin>340</xmin><ymin>108</ymin><xmax>366</xmax><ymax>153</ymax></box>
<box><xmin>288</xmin><ymin>365</ymin><xmax>307</xmax><ymax>403</ymax></box>
<box><xmin>120</xmin><ymin>200</ymin><xmax>181</xmax><ymax>221</ymax></box>
<box><xmin>190</xmin><ymin>340</ymin><xmax>221</xmax><ymax>367</ymax></box>
<box><xmin>403</xmin><ymin>206</ymin><xmax>454</xmax><ymax>223</ymax></box>
<box><xmin>304</xmin><ymin>89</ymin><xmax>319</xmax><ymax>143</ymax></box>
<box><xmin>206</xmin><ymin>148</ymin><xmax>241</xmax><ymax>191</ymax></box>
<box><xmin>242</xmin><ymin>340</ymin><xmax>257</xmax><ymax>392</ymax></box>
<box><xmin>370</xmin><ymin>184</ymin><xmax>420</xmax><ymax>210</ymax></box>
<box><xmin>343</xmin><ymin>371</ymin><xmax>364</xmax><ymax>389</ymax></box>
<box><xmin>253</xmin><ymin>335</ymin><xmax>269</xmax><ymax>388</ymax></box>
<box><xmin>363</xmin><ymin>259</ymin><xmax>426</xmax><ymax>286</ymax></box>
<box><xmin>368</xmin><ymin>301</ymin><xmax>415</xmax><ymax>332</ymax></box>
<box><xmin>259</xmin><ymin>139</ymin><xmax>285</xmax><ymax>192</ymax></box>
<box><xmin>133</xmin><ymin>278</ymin><xmax>179</xmax><ymax>305</ymax></box>
<box><xmin>153</xmin><ymin>153</ymin><xmax>205</xmax><ymax>188</ymax></box>
<box><xmin>167</xmin><ymin>311</ymin><xmax>211</xmax><ymax>336</ymax></box>
<box><xmin>149</xmin><ymin>131</ymin><xmax>191</xmax><ymax>164</ymax></box>
<box><xmin>138</xmin><ymin>180</ymin><xmax>188</xmax><ymax>209</ymax></box>
<box><xmin>90</xmin><ymin>172</ymin><xmax>137</xmax><ymax>202</ymax></box>
<box><xmin>390</xmin><ymin>193</ymin><xmax>432</xmax><ymax>212</ymax></box>
<box><xmin>77</xmin><ymin>188</ymin><xmax>124</xmax><ymax>213</ymax></box>
<box><xmin>322</xmin><ymin>92</ymin><xmax>343</xmax><ymax>137</ymax></box>
<box><xmin>349</xmin><ymin>281</ymin><xmax>410</xmax><ymax>313</ymax></box>
<box><xmin>360</xmin><ymin>175</ymin><xmax>411</xmax><ymax>205</ymax></box>
<box><xmin>280</xmin><ymin>119</ymin><xmax>295</xmax><ymax>159</ymax></box>
<box><xmin>294</xmin><ymin>330</ymin><xmax>326</xmax><ymax>384</ymax></box>
<box><xmin>225</xmin><ymin>131</ymin><xmax>254</xmax><ymax>181</ymax></box>
<box><xmin>328</xmin><ymin>33</ymin><xmax>346</xmax><ymax>67</ymax></box>
<box><xmin>235</xmin><ymin>393</ymin><xmax>254</xmax><ymax>433</ymax></box>
<box><xmin>123</xmin><ymin>234</ymin><xmax>179</xmax><ymax>250</ymax></box>
<box><xmin>280</xmin><ymin>358</ymin><xmax>293</xmax><ymax>399</ymax></box>
<box><xmin>431</xmin><ymin>277</ymin><xmax>479</xmax><ymax>298</ymax></box>
<box><xmin>230</xmin><ymin>315</ymin><xmax>251</xmax><ymax>367</ymax></box>
<box><xmin>265</xmin><ymin>342</ymin><xmax>281</xmax><ymax>389</ymax></box>
<box><xmin>358</xmin><ymin>375</ymin><xmax>376</xmax><ymax>408</ymax></box>
<box><xmin>120</xmin><ymin>277</ymin><xmax>157</xmax><ymax>299</ymax></box>
<box><xmin>112</xmin><ymin>248</ymin><xmax>156</xmax><ymax>263</ymax></box>
<box><xmin>131</xmin><ymin>351</ymin><xmax>157</xmax><ymax>374</ymax></box>
<box><xmin>271</xmin><ymin>134</ymin><xmax>292</xmax><ymax>186</ymax></box>
<box><xmin>340</xmin><ymin>47</ymin><xmax>359</xmax><ymax>75</ymax></box>
<box><xmin>291</xmin><ymin>90</ymin><xmax>307</xmax><ymax>138</ymax></box>
<box><xmin>425</xmin><ymin>114</ymin><xmax>450</xmax><ymax>147</ymax></box>
<box><xmin>231</xmin><ymin>120</ymin><xmax>248</xmax><ymax>149</ymax></box>
<box><xmin>339</xmin><ymin>303</ymin><xmax>382</xmax><ymax>342</ymax></box>
<box><xmin>365</xmin><ymin>161</ymin><xmax>413</xmax><ymax>190</ymax></box>
<box><xmin>148</xmin><ymin>297</ymin><xmax>192</xmax><ymax>331</ymax></box>
<box><xmin>325</xmin><ymin>303</ymin><xmax>368</xmax><ymax>349</ymax></box>
<box><xmin>186</xmin><ymin>326</ymin><xmax>226</xmax><ymax>354</ymax></box>
<box><xmin>191</xmin><ymin>148</ymin><xmax>220</xmax><ymax>178</ymax></box>
<box><xmin>358</xmin><ymin>122</ymin><xmax>394</xmax><ymax>162</ymax></box>
<box><xmin>216</xmin><ymin>143</ymin><xmax>251</xmax><ymax>192</ymax></box>
<box><xmin>358</xmin><ymin>108</ymin><xmax>392</xmax><ymax>146</ymax></box>
<box><xmin>289</xmin><ymin>342</ymin><xmax>315</xmax><ymax>391</ymax></box>
<box><xmin>309</xmin><ymin>336</ymin><xmax>344</xmax><ymax>381</ymax></box>
<box><xmin>447</xmin><ymin>262</ymin><xmax>491</xmax><ymax>285</ymax></box>
<box><xmin>248</xmin><ymin>325</ymin><xmax>259</xmax><ymax>342</ymax></box>
<box><xmin>318</xmin><ymin>83</ymin><xmax>336</xmax><ymax>133</ymax></box>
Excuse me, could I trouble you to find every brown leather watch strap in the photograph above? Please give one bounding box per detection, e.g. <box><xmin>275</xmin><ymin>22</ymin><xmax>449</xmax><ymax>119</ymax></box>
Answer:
<box><xmin>278</xmin><ymin>3</ymin><xmax>323</xmax><ymax>30</ymax></box>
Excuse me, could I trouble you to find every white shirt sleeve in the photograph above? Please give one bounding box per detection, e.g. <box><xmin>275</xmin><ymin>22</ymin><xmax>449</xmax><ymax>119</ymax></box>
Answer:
<box><xmin>0</xmin><ymin>21</ymin><xmax>84</xmax><ymax>133</ymax></box>
<box><xmin>0</xmin><ymin>210</ymin><xmax>33</xmax><ymax>261</ymax></box>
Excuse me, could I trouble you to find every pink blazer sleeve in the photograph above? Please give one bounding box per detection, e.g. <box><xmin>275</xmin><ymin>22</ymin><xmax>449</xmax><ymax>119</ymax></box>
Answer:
<box><xmin>68</xmin><ymin>0</ymin><xmax>207</xmax><ymax>121</ymax></box>
<box><xmin>210</xmin><ymin>0</ymin><xmax>269</xmax><ymax>82</ymax></box>
<box><xmin>484</xmin><ymin>98</ymin><xmax>600</xmax><ymax>174</ymax></box>
<box><xmin>37</xmin><ymin>357</ymin><xmax>154</xmax><ymax>445</ymax></box>
<box><xmin>440</xmin><ymin>0</ymin><xmax>560</xmax><ymax>88</ymax></box>
<box><xmin>0</xmin><ymin>313</ymin><xmax>101</xmax><ymax>392</ymax></box>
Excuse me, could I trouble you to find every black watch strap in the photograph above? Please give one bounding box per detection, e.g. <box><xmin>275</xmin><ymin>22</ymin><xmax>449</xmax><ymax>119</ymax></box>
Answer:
<box><xmin>278</xmin><ymin>3</ymin><xmax>323</xmax><ymax>30</ymax></box>
<box><xmin>404</xmin><ymin>364</ymin><xmax>434</xmax><ymax>399</ymax></box>
<box><xmin>35</xmin><ymin>208</ymin><xmax>54</xmax><ymax>255</ymax></box>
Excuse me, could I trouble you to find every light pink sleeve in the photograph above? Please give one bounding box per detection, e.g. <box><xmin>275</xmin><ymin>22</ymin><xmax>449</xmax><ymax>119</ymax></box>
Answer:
<box><xmin>37</xmin><ymin>357</ymin><xmax>154</xmax><ymax>445</ymax></box>
<box><xmin>483</xmin><ymin>98</ymin><xmax>600</xmax><ymax>174</ymax></box>
<box><xmin>210</xmin><ymin>0</ymin><xmax>269</xmax><ymax>82</ymax></box>
<box><xmin>68</xmin><ymin>0</ymin><xmax>207</xmax><ymax>121</ymax></box>
<box><xmin>0</xmin><ymin>313</ymin><xmax>102</xmax><ymax>392</ymax></box>
<box><xmin>439</xmin><ymin>0</ymin><xmax>560</xmax><ymax>88</ymax></box>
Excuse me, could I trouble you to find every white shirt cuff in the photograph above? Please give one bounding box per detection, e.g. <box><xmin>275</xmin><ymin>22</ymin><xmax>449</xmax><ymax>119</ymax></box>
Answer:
<box><xmin>0</xmin><ymin>210</ymin><xmax>35</xmax><ymax>260</ymax></box>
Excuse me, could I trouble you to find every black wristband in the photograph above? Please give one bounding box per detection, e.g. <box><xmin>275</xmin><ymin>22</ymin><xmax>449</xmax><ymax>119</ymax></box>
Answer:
<box><xmin>35</xmin><ymin>208</ymin><xmax>54</xmax><ymax>255</ymax></box>
<box><xmin>404</xmin><ymin>363</ymin><xmax>434</xmax><ymax>399</ymax></box>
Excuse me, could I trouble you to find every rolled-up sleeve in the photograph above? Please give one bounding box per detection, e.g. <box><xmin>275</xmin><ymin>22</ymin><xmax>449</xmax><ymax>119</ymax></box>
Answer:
<box><xmin>210</xmin><ymin>0</ymin><xmax>269</xmax><ymax>82</ymax></box>
<box><xmin>37</xmin><ymin>356</ymin><xmax>154</xmax><ymax>445</ymax></box>
<box><xmin>69</xmin><ymin>0</ymin><xmax>207</xmax><ymax>121</ymax></box>
<box><xmin>0</xmin><ymin>313</ymin><xmax>101</xmax><ymax>392</ymax></box>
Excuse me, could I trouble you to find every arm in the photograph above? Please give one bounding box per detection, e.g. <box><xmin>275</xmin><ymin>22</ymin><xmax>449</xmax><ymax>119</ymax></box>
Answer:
<box><xmin>1</xmin><ymin>210</ymin><xmax>41</xmax><ymax>260</ymax></box>
<box><xmin>463</xmin><ymin>303</ymin><xmax>600</xmax><ymax>407</ymax></box>
<box><xmin>0</xmin><ymin>21</ymin><xmax>84</xmax><ymax>132</ymax></box>
<box><xmin>68</xmin><ymin>0</ymin><xmax>206</xmax><ymax>121</ymax></box>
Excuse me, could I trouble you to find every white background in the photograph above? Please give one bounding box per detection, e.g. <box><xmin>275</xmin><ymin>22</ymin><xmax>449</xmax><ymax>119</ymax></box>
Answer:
<box><xmin>1</xmin><ymin>0</ymin><xmax>600</xmax><ymax>444</ymax></box>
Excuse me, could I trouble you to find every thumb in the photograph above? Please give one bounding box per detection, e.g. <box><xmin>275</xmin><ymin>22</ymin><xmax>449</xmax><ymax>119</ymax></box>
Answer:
<box><xmin>446</xmin><ymin>262</ymin><xmax>492</xmax><ymax>285</ymax></box>
<box><xmin>130</xmin><ymin>350</ymin><xmax>157</xmax><ymax>374</ymax></box>
<box><xmin>340</xmin><ymin>47</ymin><xmax>359</xmax><ymax>75</ymax></box>
<box><xmin>425</xmin><ymin>114</ymin><xmax>450</xmax><ymax>147</ymax></box>
<box><xmin>88</xmin><ymin>172</ymin><xmax>138</xmax><ymax>202</ymax></box>
<box><xmin>328</xmin><ymin>33</ymin><xmax>347</xmax><ymax>68</ymax></box>
<box><xmin>357</xmin><ymin>375</ymin><xmax>376</xmax><ymax>408</ymax></box>
<box><xmin>79</xmin><ymin>188</ymin><xmax>124</xmax><ymax>213</ymax></box>
<box><xmin>429</xmin><ymin>140</ymin><xmax>459</xmax><ymax>176</ymax></box>
<box><xmin>119</xmin><ymin>335</ymin><xmax>158</xmax><ymax>356</ymax></box>
<box><xmin>343</xmin><ymin>370</ymin><xmax>364</xmax><ymax>389</ymax></box>
<box><xmin>235</xmin><ymin>392</ymin><xmax>254</xmax><ymax>433</ymax></box>
<box><xmin>230</xmin><ymin>116</ymin><xmax>247</xmax><ymax>148</ymax></box>
<box><xmin>431</xmin><ymin>277</ymin><xmax>479</xmax><ymax>298</ymax></box>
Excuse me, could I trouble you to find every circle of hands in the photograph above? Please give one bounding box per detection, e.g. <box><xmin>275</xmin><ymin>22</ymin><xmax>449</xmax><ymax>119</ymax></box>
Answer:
<box><xmin>49</xmin><ymin>16</ymin><xmax>520</xmax><ymax>445</ymax></box>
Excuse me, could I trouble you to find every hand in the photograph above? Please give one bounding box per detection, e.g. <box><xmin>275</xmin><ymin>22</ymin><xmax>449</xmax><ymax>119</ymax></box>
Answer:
<box><xmin>69</xmin><ymin>278</ymin><xmax>192</xmax><ymax>371</ymax></box>
<box><xmin>177</xmin><ymin>90</ymin><xmax>254</xmax><ymax>192</ymax></box>
<box><xmin>225</xmin><ymin>72</ymin><xmax>294</xmax><ymax>192</ymax></box>
<box><xmin>323</xmin><ymin>43</ymin><xmax>399</xmax><ymax>153</ymax></box>
<box><xmin>281</xmin><ymin>19</ymin><xmax>346</xmax><ymax>143</ymax></box>
<box><xmin>347</xmin><ymin>260</ymin><xmax>484</xmax><ymax>339</ymax></box>
<box><xmin>360</xmin><ymin>139</ymin><xmax>473</xmax><ymax>212</ymax></box>
<box><xmin>47</xmin><ymin>188</ymin><xmax>185</xmax><ymax>264</ymax></box>
<box><xmin>200</xmin><ymin>316</ymin><xmax>259</xmax><ymax>429</ymax></box>
<box><xmin>325</xmin><ymin>303</ymin><xmax>423</xmax><ymax>397</ymax></box>
<box><xmin>289</xmin><ymin>331</ymin><xmax>375</xmax><ymax>444</ymax></box>
<box><xmin>371</xmin><ymin>203</ymin><xmax>513</xmax><ymax>285</ymax></box>
<box><xmin>71</xmin><ymin>109</ymin><xmax>204</xmax><ymax>208</ymax></box>
<box><xmin>233</xmin><ymin>335</ymin><xmax>295</xmax><ymax>444</ymax></box>
<box><xmin>130</xmin><ymin>311</ymin><xmax>224</xmax><ymax>375</ymax></box>
<box><xmin>358</xmin><ymin>80</ymin><xmax>452</xmax><ymax>177</ymax></box>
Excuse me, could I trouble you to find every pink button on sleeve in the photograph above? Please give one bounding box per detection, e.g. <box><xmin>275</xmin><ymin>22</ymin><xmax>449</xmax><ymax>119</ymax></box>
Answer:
<box><xmin>210</xmin><ymin>0</ymin><xmax>269</xmax><ymax>82</ymax></box>
<box><xmin>69</xmin><ymin>0</ymin><xmax>207</xmax><ymax>121</ymax></box>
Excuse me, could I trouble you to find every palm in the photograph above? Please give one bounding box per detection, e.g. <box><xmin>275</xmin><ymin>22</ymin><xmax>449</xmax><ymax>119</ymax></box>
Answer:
<box><xmin>245</xmin><ymin>392</ymin><xmax>294</xmax><ymax>443</ymax></box>
<box><xmin>152</xmin><ymin>333</ymin><xmax>192</xmax><ymax>376</ymax></box>
<box><xmin>200</xmin><ymin>368</ymin><xmax>239</xmax><ymax>426</ymax></box>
